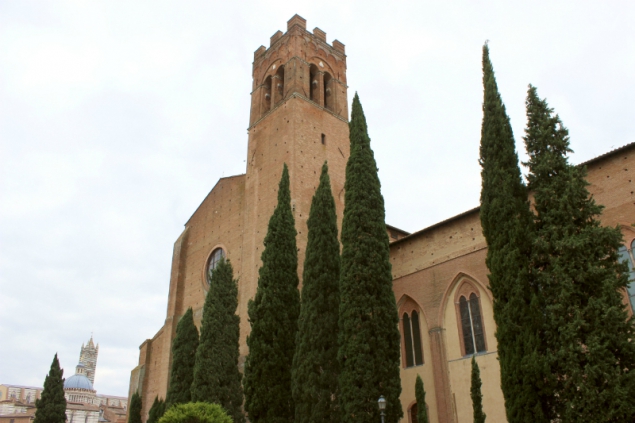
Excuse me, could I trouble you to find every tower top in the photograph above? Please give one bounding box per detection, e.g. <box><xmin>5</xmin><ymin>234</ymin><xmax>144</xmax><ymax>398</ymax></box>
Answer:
<box><xmin>249</xmin><ymin>15</ymin><xmax>348</xmax><ymax>126</ymax></box>
<box><xmin>253</xmin><ymin>14</ymin><xmax>345</xmax><ymax>62</ymax></box>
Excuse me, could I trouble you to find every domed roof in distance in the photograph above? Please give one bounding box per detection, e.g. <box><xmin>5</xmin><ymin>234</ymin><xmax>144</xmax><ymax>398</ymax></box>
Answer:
<box><xmin>64</xmin><ymin>374</ymin><xmax>94</xmax><ymax>391</ymax></box>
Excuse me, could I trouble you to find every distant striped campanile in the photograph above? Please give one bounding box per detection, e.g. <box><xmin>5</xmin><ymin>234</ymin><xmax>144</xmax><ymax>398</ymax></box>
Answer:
<box><xmin>79</xmin><ymin>336</ymin><xmax>99</xmax><ymax>385</ymax></box>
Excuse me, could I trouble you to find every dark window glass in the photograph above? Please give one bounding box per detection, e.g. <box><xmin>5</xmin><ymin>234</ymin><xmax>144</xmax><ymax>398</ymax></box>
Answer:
<box><xmin>470</xmin><ymin>293</ymin><xmax>486</xmax><ymax>353</ymax></box>
<box><xmin>410</xmin><ymin>403</ymin><xmax>418</xmax><ymax>423</ymax></box>
<box><xmin>411</xmin><ymin>311</ymin><xmax>424</xmax><ymax>365</ymax></box>
<box><xmin>460</xmin><ymin>296</ymin><xmax>474</xmax><ymax>355</ymax></box>
<box><xmin>403</xmin><ymin>313</ymin><xmax>414</xmax><ymax>367</ymax></box>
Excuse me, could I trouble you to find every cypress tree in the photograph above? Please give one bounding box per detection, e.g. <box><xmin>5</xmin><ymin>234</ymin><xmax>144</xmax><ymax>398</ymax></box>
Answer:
<box><xmin>129</xmin><ymin>392</ymin><xmax>142</xmax><ymax>423</ymax></box>
<box><xmin>292</xmin><ymin>162</ymin><xmax>341</xmax><ymax>423</ymax></box>
<box><xmin>147</xmin><ymin>396</ymin><xmax>166</xmax><ymax>423</ymax></box>
<box><xmin>524</xmin><ymin>85</ymin><xmax>635</xmax><ymax>421</ymax></box>
<box><xmin>414</xmin><ymin>375</ymin><xmax>429</xmax><ymax>423</ymax></box>
<box><xmin>191</xmin><ymin>258</ymin><xmax>244</xmax><ymax>423</ymax></box>
<box><xmin>471</xmin><ymin>357</ymin><xmax>486</xmax><ymax>423</ymax></box>
<box><xmin>165</xmin><ymin>308</ymin><xmax>199</xmax><ymax>408</ymax></box>
<box><xmin>478</xmin><ymin>44</ymin><xmax>548</xmax><ymax>423</ymax></box>
<box><xmin>338</xmin><ymin>93</ymin><xmax>403</xmax><ymax>423</ymax></box>
<box><xmin>244</xmin><ymin>164</ymin><xmax>300</xmax><ymax>423</ymax></box>
<box><xmin>34</xmin><ymin>354</ymin><xmax>67</xmax><ymax>423</ymax></box>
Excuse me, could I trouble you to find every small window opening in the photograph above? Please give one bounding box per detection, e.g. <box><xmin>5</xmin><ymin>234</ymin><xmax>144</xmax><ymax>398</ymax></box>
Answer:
<box><xmin>321</xmin><ymin>133</ymin><xmax>326</xmax><ymax>145</ymax></box>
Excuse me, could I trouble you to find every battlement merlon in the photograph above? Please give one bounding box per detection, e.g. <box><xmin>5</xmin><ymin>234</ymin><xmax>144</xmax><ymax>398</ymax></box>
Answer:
<box><xmin>253</xmin><ymin>14</ymin><xmax>346</xmax><ymax>64</ymax></box>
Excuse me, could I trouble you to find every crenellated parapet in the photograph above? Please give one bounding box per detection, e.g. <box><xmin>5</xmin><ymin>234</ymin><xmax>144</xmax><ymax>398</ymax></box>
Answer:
<box><xmin>249</xmin><ymin>14</ymin><xmax>348</xmax><ymax>126</ymax></box>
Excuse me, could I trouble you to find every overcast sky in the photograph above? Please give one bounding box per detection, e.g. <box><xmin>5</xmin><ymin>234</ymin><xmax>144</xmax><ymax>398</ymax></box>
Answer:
<box><xmin>1</xmin><ymin>1</ymin><xmax>634</xmax><ymax>397</ymax></box>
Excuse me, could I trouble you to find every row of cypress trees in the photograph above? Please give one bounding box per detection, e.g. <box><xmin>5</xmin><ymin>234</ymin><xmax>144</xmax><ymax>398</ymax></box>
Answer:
<box><xmin>145</xmin><ymin>254</ymin><xmax>245</xmax><ymax>423</ymax></box>
<box><xmin>480</xmin><ymin>44</ymin><xmax>635</xmax><ymax>422</ymax></box>
<box><xmin>243</xmin><ymin>93</ymin><xmax>403</xmax><ymax>423</ymax></box>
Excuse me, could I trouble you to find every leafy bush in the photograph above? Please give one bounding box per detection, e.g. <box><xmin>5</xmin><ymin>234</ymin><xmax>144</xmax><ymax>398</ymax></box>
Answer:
<box><xmin>158</xmin><ymin>402</ymin><xmax>232</xmax><ymax>423</ymax></box>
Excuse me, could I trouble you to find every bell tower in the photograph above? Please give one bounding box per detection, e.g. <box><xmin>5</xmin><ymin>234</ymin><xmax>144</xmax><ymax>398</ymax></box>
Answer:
<box><xmin>238</xmin><ymin>15</ymin><xmax>350</xmax><ymax>355</ymax></box>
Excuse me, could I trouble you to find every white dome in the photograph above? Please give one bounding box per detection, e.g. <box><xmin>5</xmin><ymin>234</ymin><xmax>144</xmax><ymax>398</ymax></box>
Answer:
<box><xmin>64</xmin><ymin>374</ymin><xmax>94</xmax><ymax>391</ymax></box>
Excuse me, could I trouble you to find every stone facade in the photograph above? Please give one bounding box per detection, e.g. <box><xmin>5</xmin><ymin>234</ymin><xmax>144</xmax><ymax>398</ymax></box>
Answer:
<box><xmin>0</xmin><ymin>386</ymin><xmax>40</xmax><ymax>405</ymax></box>
<box><xmin>128</xmin><ymin>14</ymin><xmax>349</xmax><ymax>421</ymax></box>
<box><xmin>128</xmin><ymin>14</ymin><xmax>635</xmax><ymax>423</ymax></box>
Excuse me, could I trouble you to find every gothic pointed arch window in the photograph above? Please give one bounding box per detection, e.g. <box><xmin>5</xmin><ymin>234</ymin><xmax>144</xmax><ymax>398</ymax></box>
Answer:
<box><xmin>401</xmin><ymin>307</ymin><xmax>424</xmax><ymax>368</ymax></box>
<box><xmin>455</xmin><ymin>281</ymin><xmax>487</xmax><ymax>356</ymax></box>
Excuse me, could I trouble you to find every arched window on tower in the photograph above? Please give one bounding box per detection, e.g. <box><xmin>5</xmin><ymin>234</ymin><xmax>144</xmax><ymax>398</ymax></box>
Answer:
<box><xmin>275</xmin><ymin>65</ymin><xmax>285</xmax><ymax>104</ymax></box>
<box><xmin>459</xmin><ymin>293</ymin><xmax>486</xmax><ymax>355</ymax></box>
<box><xmin>309</xmin><ymin>64</ymin><xmax>319</xmax><ymax>104</ymax></box>
<box><xmin>618</xmin><ymin>240</ymin><xmax>635</xmax><ymax>312</ymax></box>
<box><xmin>262</xmin><ymin>75</ymin><xmax>272</xmax><ymax>116</ymax></box>
<box><xmin>323</xmin><ymin>72</ymin><xmax>333</xmax><ymax>110</ymax></box>
<box><xmin>402</xmin><ymin>310</ymin><xmax>424</xmax><ymax>367</ymax></box>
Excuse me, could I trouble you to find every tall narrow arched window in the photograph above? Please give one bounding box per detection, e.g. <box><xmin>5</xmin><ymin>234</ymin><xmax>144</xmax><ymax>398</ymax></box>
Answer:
<box><xmin>403</xmin><ymin>313</ymin><xmax>414</xmax><ymax>367</ymax></box>
<box><xmin>262</xmin><ymin>76</ymin><xmax>272</xmax><ymax>115</ymax></box>
<box><xmin>309</xmin><ymin>64</ymin><xmax>319</xmax><ymax>103</ymax></box>
<box><xmin>275</xmin><ymin>65</ymin><xmax>285</xmax><ymax>104</ymax></box>
<box><xmin>459</xmin><ymin>293</ymin><xmax>486</xmax><ymax>355</ymax></box>
<box><xmin>402</xmin><ymin>310</ymin><xmax>424</xmax><ymax>367</ymax></box>
<box><xmin>323</xmin><ymin>72</ymin><xmax>333</xmax><ymax>110</ymax></box>
<box><xmin>411</xmin><ymin>311</ymin><xmax>424</xmax><ymax>365</ymax></box>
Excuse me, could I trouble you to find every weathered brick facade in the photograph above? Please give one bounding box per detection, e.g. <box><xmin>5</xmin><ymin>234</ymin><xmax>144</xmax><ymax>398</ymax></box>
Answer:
<box><xmin>128</xmin><ymin>14</ymin><xmax>635</xmax><ymax>423</ymax></box>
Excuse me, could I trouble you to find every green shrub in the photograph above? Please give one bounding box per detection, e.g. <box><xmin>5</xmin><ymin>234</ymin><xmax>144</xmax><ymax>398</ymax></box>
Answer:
<box><xmin>158</xmin><ymin>403</ymin><xmax>232</xmax><ymax>423</ymax></box>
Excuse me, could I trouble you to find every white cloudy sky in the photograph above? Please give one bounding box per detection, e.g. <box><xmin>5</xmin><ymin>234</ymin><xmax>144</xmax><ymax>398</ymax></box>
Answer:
<box><xmin>1</xmin><ymin>1</ymin><xmax>633</xmax><ymax>397</ymax></box>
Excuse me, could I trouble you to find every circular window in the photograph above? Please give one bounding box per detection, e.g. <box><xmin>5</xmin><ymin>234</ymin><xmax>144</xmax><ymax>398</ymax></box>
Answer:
<box><xmin>207</xmin><ymin>248</ymin><xmax>225</xmax><ymax>282</ymax></box>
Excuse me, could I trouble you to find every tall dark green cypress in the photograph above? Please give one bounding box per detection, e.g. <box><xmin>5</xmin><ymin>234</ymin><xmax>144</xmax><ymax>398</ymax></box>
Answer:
<box><xmin>471</xmin><ymin>357</ymin><xmax>486</xmax><ymax>423</ymax></box>
<box><xmin>524</xmin><ymin>85</ymin><xmax>635</xmax><ymax>421</ymax></box>
<box><xmin>414</xmin><ymin>375</ymin><xmax>428</xmax><ymax>423</ymax></box>
<box><xmin>34</xmin><ymin>354</ymin><xmax>67</xmax><ymax>423</ymax></box>
<box><xmin>292</xmin><ymin>162</ymin><xmax>341</xmax><ymax>423</ymax></box>
<box><xmin>478</xmin><ymin>44</ymin><xmax>547</xmax><ymax>423</ymax></box>
<box><xmin>147</xmin><ymin>396</ymin><xmax>166</xmax><ymax>423</ymax></box>
<box><xmin>338</xmin><ymin>94</ymin><xmax>403</xmax><ymax>423</ymax></box>
<box><xmin>191</xmin><ymin>258</ymin><xmax>244</xmax><ymax>423</ymax></box>
<box><xmin>244</xmin><ymin>164</ymin><xmax>300</xmax><ymax>423</ymax></box>
<box><xmin>128</xmin><ymin>392</ymin><xmax>142</xmax><ymax>423</ymax></box>
<box><xmin>165</xmin><ymin>308</ymin><xmax>199</xmax><ymax>408</ymax></box>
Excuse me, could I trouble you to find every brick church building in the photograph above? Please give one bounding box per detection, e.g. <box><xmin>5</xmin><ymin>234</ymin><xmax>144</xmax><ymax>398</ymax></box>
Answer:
<box><xmin>128</xmin><ymin>15</ymin><xmax>635</xmax><ymax>423</ymax></box>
